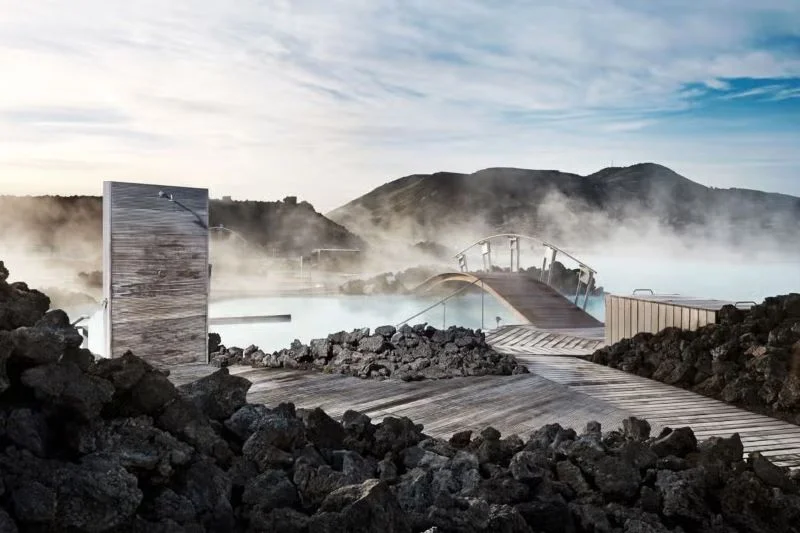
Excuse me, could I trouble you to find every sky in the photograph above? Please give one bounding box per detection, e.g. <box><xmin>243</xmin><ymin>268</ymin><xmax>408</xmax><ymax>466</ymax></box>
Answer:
<box><xmin>0</xmin><ymin>0</ymin><xmax>798</xmax><ymax>212</ymax></box>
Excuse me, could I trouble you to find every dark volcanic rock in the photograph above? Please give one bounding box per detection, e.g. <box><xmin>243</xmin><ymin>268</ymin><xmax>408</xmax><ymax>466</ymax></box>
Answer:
<box><xmin>1</xmin><ymin>263</ymin><xmax>800</xmax><ymax>533</ymax></box>
<box><xmin>177</xmin><ymin>367</ymin><xmax>251</xmax><ymax>421</ymax></box>
<box><xmin>0</xmin><ymin>261</ymin><xmax>51</xmax><ymax>331</ymax></box>
<box><xmin>21</xmin><ymin>361</ymin><xmax>115</xmax><ymax>420</ymax></box>
<box><xmin>241</xmin><ymin>324</ymin><xmax>526</xmax><ymax>381</ymax></box>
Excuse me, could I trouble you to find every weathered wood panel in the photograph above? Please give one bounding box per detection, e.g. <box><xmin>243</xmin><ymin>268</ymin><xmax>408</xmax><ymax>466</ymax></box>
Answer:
<box><xmin>103</xmin><ymin>181</ymin><xmax>209</xmax><ymax>365</ymax></box>
<box><xmin>604</xmin><ymin>294</ymin><xmax>755</xmax><ymax>345</ymax></box>
<box><xmin>604</xmin><ymin>294</ymin><xmax>749</xmax><ymax>344</ymax></box>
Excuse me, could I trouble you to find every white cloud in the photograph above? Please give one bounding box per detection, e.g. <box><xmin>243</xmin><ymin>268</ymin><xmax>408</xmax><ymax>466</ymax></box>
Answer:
<box><xmin>0</xmin><ymin>0</ymin><xmax>798</xmax><ymax>210</ymax></box>
<box><xmin>719</xmin><ymin>85</ymin><xmax>786</xmax><ymax>99</ymax></box>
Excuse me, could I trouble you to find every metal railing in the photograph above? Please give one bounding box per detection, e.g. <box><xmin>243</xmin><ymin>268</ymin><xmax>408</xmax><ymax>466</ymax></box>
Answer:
<box><xmin>453</xmin><ymin>233</ymin><xmax>597</xmax><ymax>311</ymax></box>
<box><xmin>395</xmin><ymin>277</ymin><xmax>486</xmax><ymax>330</ymax></box>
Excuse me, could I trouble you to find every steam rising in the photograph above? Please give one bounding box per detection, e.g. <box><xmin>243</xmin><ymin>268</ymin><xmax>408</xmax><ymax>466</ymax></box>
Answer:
<box><xmin>327</xmin><ymin>164</ymin><xmax>800</xmax><ymax>266</ymax></box>
<box><xmin>1</xmin><ymin>162</ymin><xmax>798</xmax><ymax>316</ymax></box>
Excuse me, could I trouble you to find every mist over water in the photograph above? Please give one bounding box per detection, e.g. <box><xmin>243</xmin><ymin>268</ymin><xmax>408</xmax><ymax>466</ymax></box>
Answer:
<box><xmin>209</xmin><ymin>250</ymin><xmax>797</xmax><ymax>354</ymax></box>
<box><xmin>583</xmin><ymin>253</ymin><xmax>799</xmax><ymax>303</ymax></box>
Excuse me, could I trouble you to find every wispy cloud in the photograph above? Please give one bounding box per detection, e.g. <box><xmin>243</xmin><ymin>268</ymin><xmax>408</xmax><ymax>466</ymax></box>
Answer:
<box><xmin>772</xmin><ymin>87</ymin><xmax>800</xmax><ymax>100</ymax></box>
<box><xmin>0</xmin><ymin>0</ymin><xmax>798</xmax><ymax>208</ymax></box>
<box><xmin>719</xmin><ymin>85</ymin><xmax>787</xmax><ymax>99</ymax></box>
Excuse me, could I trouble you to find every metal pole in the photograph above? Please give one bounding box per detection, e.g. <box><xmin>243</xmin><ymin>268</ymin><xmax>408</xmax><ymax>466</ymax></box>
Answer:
<box><xmin>481</xmin><ymin>280</ymin><xmax>485</xmax><ymax>330</ymax></box>
<box><xmin>582</xmin><ymin>272</ymin><xmax>593</xmax><ymax>310</ymax></box>
<box><xmin>443</xmin><ymin>302</ymin><xmax>446</xmax><ymax>330</ymax></box>
<box><xmin>547</xmin><ymin>250</ymin><xmax>557</xmax><ymax>286</ymax></box>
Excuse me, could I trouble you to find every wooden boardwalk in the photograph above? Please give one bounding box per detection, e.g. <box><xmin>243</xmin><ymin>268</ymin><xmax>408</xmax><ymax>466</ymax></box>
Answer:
<box><xmin>170</xmin><ymin>324</ymin><xmax>800</xmax><ymax>469</ymax></box>
<box><xmin>169</xmin><ymin>363</ymin><xmax>637</xmax><ymax>442</ymax></box>
<box><xmin>414</xmin><ymin>272</ymin><xmax>603</xmax><ymax>329</ymax></box>
<box><xmin>518</xmin><ymin>355</ymin><xmax>800</xmax><ymax>469</ymax></box>
<box><xmin>486</xmin><ymin>325</ymin><xmax>605</xmax><ymax>356</ymax></box>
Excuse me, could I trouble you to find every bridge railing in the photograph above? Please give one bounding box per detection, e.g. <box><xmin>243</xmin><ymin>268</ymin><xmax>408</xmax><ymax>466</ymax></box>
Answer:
<box><xmin>453</xmin><ymin>233</ymin><xmax>596</xmax><ymax>311</ymax></box>
<box><xmin>395</xmin><ymin>277</ymin><xmax>489</xmax><ymax>330</ymax></box>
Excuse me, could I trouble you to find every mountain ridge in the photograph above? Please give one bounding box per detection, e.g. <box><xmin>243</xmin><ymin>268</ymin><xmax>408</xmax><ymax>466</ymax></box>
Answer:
<box><xmin>326</xmin><ymin>163</ymin><xmax>800</xmax><ymax>249</ymax></box>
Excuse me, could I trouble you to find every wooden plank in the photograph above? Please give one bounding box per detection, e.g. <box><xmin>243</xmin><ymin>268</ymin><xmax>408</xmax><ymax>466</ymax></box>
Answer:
<box><xmin>660</xmin><ymin>303</ymin><xmax>669</xmax><ymax>329</ymax></box>
<box><xmin>624</xmin><ymin>297</ymin><xmax>633</xmax><ymax>339</ymax></box>
<box><xmin>614</xmin><ymin>297</ymin><xmax>623</xmax><ymax>344</ymax></box>
<box><xmin>649</xmin><ymin>302</ymin><xmax>658</xmax><ymax>334</ymax></box>
<box><xmin>636</xmin><ymin>301</ymin><xmax>645</xmax><ymax>336</ymax></box>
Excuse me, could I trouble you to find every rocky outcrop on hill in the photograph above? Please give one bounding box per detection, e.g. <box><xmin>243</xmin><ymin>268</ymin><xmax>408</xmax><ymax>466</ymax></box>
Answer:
<box><xmin>588</xmin><ymin>294</ymin><xmax>800</xmax><ymax>424</ymax></box>
<box><xmin>210</xmin><ymin>325</ymin><xmax>529</xmax><ymax>381</ymax></box>
<box><xmin>4</xmin><ymin>261</ymin><xmax>800</xmax><ymax>532</ymax></box>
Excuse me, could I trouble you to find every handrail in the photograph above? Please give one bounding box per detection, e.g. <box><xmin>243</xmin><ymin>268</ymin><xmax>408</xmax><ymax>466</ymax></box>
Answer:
<box><xmin>734</xmin><ymin>301</ymin><xmax>757</xmax><ymax>308</ymax></box>
<box><xmin>452</xmin><ymin>233</ymin><xmax>596</xmax><ymax>274</ymax></box>
<box><xmin>395</xmin><ymin>277</ymin><xmax>483</xmax><ymax>328</ymax></box>
<box><xmin>71</xmin><ymin>315</ymin><xmax>90</xmax><ymax>327</ymax></box>
<box><xmin>210</xmin><ymin>225</ymin><xmax>252</xmax><ymax>247</ymax></box>
<box><xmin>633</xmin><ymin>289</ymin><xmax>655</xmax><ymax>295</ymax></box>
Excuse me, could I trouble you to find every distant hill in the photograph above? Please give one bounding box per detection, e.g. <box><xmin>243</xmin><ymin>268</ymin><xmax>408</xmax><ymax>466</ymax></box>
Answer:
<box><xmin>0</xmin><ymin>195</ymin><xmax>364</xmax><ymax>260</ymax></box>
<box><xmin>326</xmin><ymin>163</ymin><xmax>800</xmax><ymax>250</ymax></box>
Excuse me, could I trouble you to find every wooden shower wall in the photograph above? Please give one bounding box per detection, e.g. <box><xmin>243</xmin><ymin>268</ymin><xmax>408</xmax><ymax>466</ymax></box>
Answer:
<box><xmin>103</xmin><ymin>181</ymin><xmax>209</xmax><ymax>365</ymax></box>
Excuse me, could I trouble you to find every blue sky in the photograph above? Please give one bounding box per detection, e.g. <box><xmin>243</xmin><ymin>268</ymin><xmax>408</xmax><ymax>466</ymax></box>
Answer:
<box><xmin>0</xmin><ymin>0</ymin><xmax>798</xmax><ymax>211</ymax></box>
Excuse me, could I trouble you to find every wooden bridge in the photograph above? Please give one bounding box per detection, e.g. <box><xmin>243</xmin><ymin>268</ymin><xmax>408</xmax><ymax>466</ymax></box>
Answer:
<box><xmin>413</xmin><ymin>272</ymin><xmax>602</xmax><ymax>329</ymax></box>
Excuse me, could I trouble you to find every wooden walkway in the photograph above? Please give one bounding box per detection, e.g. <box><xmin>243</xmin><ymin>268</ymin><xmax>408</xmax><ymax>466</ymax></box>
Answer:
<box><xmin>516</xmin><ymin>355</ymin><xmax>800</xmax><ymax>469</ymax></box>
<box><xmin>413</xmin><ymin>272</ymin><xmax>603</xmax><ymax>329</ymax></box>
<box><xmin>169</xmin><ymin>363</ymin><xmax>637</xmax><ymax>443</ymax></box>
<box><xmin>486</xmin><ymin>325</ymin><xmax>605</xmax><ymax>356</ymax></box>
<box><xmin>170</xmin><ymin>324</ymin><xmax>800</xmax><ymax>469</ymax></box>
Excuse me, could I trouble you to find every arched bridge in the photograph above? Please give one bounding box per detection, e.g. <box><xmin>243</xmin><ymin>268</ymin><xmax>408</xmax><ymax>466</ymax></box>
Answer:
<box><xmin>412</xmin><ymin>233</ymin><xmax>603</xmax><ymax>329</ymax></box>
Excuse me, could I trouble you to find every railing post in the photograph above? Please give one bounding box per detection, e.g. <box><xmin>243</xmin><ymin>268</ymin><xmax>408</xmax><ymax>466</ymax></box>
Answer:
<box><xmin>509</xmin><ymin>236</ymin><xmax>519</xmax><ymax>272</ymax></box>
<box><xmin>442</xmin><ymin>302</ymin><xmax>446</xmax><ymax>330</ymax></box>
<box><xmin>457</xmin><ymin>253</ymin><xmax>468</xmax><ymax>273</ymax></box>
<box><xmin>547</xmin><ymin>249</ymin><xmax>557</xmax><ymax>286</ymax></box>
<box><xmin>481</xmin><ymin>280</ymin><xmax>485</xmax><ymax>330</ymax></box>
<box><xmin>480</xmin><ymin>241</ymin><xmax>492</xmax><ymax>272</ymax></box>
<box><xmin>582</xmin><ymin>271</ymin><xmax>594</xmax><ymax>310</ymax></box>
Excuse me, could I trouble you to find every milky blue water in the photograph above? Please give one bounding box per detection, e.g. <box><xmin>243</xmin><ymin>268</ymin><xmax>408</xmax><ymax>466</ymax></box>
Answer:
<box><xmin>209</xmin><ymin>292</ymin><xmax>547</xmax><ymax>353</ymax></box>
